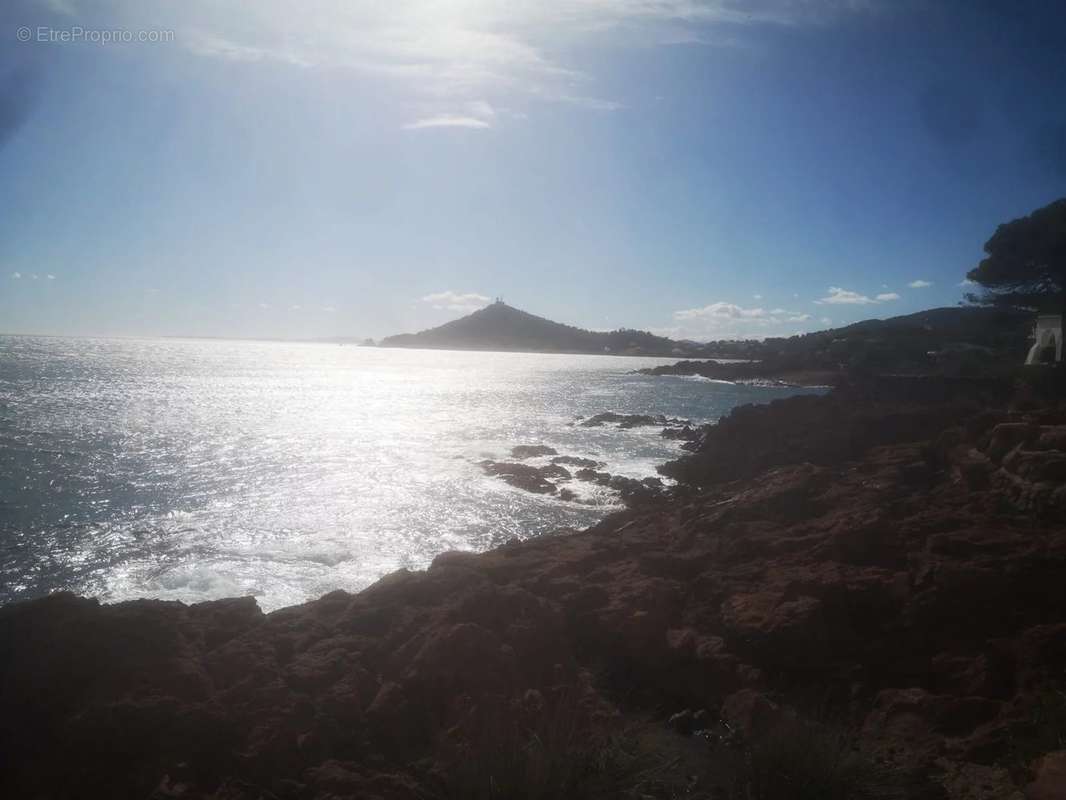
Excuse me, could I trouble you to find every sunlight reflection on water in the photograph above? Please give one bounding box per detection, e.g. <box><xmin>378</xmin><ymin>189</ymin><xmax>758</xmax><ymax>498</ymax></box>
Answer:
<box><xmin>0</xmin><ymin>336</ymin><xmax>825</xmax><ymax>610</ymax></box>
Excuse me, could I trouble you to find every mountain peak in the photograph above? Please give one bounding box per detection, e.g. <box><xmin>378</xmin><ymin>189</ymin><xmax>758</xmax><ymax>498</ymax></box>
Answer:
<box><xmin>380</xmin><ymin>303</ymin><xmax>696</xmax><ymax>356</ymax></box>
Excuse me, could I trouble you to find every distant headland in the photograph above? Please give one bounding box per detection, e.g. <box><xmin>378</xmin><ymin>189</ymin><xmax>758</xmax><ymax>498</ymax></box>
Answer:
<box><xmin>378</xmin><ymin>301</ymin><xmax>1032</xmax><ymax>384</ymax></box>
<box><xmin>379</xmin><ymin>300</ymin><xmax>704</xmax><ymax>357</ymax></box>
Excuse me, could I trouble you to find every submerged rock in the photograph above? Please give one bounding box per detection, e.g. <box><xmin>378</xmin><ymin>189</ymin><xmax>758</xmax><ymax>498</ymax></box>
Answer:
<box><xmin>551</xmin><ymin>455</ymin><xmax>603</xmax><ymax>469</ymax></box>
<box><xmin>538</xmin><ymin>464</ymin><xmax>572</xmax><ymax>480</ymax></box>
<box><xmin>580</xmin><ymin>412</ymin><xmax>662</xmax><ymax>428</ymax></box>
<box><xmin>510</xmin><ymin>445</ymin><xmax>559</xmax><ymax>459</ymax></box>
<box><xmin>575</xmin><ymin>468</ymin><xmax>612</xmax><ymax>485</ymax></box>
<box><xmin>479</xmin><ymin>461</ymin><xmax>557</xmax><ymax>493</ymax></box>
<box><xmin>660</xmin><ymin>424</ymin><xmax>702</xmax><ymax>442</ymax></box>
<box><xmin>580</xmin><ymin>412</ymin><xmax>695</xmax><ymax>446</ymax></box>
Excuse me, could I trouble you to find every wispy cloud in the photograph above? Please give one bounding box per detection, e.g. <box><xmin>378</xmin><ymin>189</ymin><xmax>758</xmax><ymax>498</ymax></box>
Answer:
<box><xmin>403</xmin><ymin>98</ymin><xmax>499</xmax><ymax>130</ymax></box>
<box><xmin>185</xmin><ymin>32</ymin><xmax>312</xmax><ymax>67</ymax></box>
<box><xmin>10</xmin><ymin>272</ymin><xmax>21</xmax><ymax>279</ymax></box>
<box><xmin>403</xmin><ymin>115</ymin><xmax>491</xmax><ymax>131</ymax></box>
<box><xmin>816</xmin><ymin>287</ymin><xmax>878</xmax><ymax>305</ymax></box>
<box><xmin>76</xmin><ymin>1</ymin><xmax>872</xmax><ymax>125</ymax></box>
<box><xmin>422</xmin><ymin>290</ymin><xmax>491</xmax><ymax>313</ymax></box>
<box><xmin>875</xmin><ymin>292</ymin><xmax>900</xmax><ymax>301</ymax></box>
<box><xmin>908</xmin><ymin>279</ymin><xmax>933</xmax><ymax>288</ymax></box>
<box><xmin>958</xmin><ymin>278</ymin><xmax>975</xmax><ymax>287</ymax></box>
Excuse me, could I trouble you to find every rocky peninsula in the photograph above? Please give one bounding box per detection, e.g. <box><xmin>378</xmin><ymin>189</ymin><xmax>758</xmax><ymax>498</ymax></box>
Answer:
<box><xmin>634</xmin><ymin>359</ymin><xmax>839</xmax><ymax>388</ymax></box>
<box><xmin>3</xmin><ymin>374</ymin><xmax>1066</xmax><ymax>799</ymax></box>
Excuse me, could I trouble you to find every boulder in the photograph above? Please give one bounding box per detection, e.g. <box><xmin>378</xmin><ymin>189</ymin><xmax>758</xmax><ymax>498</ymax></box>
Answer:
<box><xmin>575</xmin><ymin>468</ymin><xmax>611</xmax><ymax>485</ymax></box>
<box><xmin>551</xmin><ymin>455</ymin><xmax>602</xmax><ymax>469</ymax></box>
<box><xmin>510</xmin><ymin>445</ymin><xmax>558</xmax><ymax>459</ymax></box>
<box><xmin>480</xmin><ymin>461</ymin><xmax>557</xmax><ymax>494</ymax></box>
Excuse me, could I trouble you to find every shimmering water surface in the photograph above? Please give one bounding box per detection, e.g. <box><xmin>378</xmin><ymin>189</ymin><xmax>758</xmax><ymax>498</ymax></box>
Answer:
<box><xmin>0</xmin><ymin>336</ymin><xmax>824</xmax><ymax>610</ymax></box>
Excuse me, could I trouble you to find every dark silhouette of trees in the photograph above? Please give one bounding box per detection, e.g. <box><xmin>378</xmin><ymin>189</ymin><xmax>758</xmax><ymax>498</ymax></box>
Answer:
<box><xmin>967</xmin><ymin>197</ymin><xmax>1066</xmax><ymax>311</ymax></box>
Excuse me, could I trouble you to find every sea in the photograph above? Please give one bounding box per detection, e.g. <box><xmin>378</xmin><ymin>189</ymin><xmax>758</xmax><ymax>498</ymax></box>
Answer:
<box><xmin>0</xmin><ymin>336</ymin><xmax>826</xmax><ymax>611</ymax></box>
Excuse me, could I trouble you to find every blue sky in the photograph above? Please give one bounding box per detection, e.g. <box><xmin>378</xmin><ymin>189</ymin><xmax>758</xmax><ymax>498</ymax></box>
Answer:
<box><xmin>1</xmin><ymin>0</ymin><xmax>1065</xmax><ymax>340</ymax></box>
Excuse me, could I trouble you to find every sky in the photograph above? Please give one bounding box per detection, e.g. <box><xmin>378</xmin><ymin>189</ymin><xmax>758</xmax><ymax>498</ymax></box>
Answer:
<box><xmin>1</xmin><ymin>0</ymin><xmax>1065</xmax><ymax>341</ymax></box>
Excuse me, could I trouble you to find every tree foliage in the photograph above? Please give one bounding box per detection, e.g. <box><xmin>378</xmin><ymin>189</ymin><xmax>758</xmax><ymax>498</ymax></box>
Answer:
<box><xmin>967</xmin><ymin>197</ymin><xmax>1066</xmax><ymax>310</ymax></box>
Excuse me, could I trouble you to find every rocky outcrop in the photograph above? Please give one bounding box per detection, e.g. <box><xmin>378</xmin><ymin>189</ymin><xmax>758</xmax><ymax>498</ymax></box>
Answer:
<box><xmin>480</xmin><ymin>457</ymin><xmax>667</xmax><ymax>508</ymax></box>
<box><xmin>510</xmin><ymin>445</ymin><xmax>558</xmax><ymax>459</ymax></box>
<box><xmin>551</xmin><ymin>455</ymin><xmax>603</xmax><ymax>469</ymax></box>
<box><xmin>2</xmin><ymin>377</ymin><xmax>1064</xmax><ymax>799</ymax></box>
<box><xmin>635</xmin><ymin>359</ymin><xmax>840</xmax><ymax>388</ymax></box>
<box><xmin>479</xmin><ymin>461</ymin><xmax>561</xmax><ymax>493</ymax></box>
<box><xmin>579</xmin><ymin>412</ymin><xmax>691</xmax><ymax>429</ymax></box>
<box><xmin>660</xmin><ymin>375</ymin><xmax>1012</xmax><ymax>487</ymax></box>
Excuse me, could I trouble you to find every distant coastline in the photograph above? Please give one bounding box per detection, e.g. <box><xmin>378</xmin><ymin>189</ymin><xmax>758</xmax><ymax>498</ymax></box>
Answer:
<box><xmin>379</xmin><ymin>300</ymin><xmax>713</xmax><ymax>358</ymax></box>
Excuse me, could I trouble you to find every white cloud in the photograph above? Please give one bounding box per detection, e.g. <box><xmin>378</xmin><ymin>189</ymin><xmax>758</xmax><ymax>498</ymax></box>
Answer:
<box><xmin>815</xmin><ymin>287</ymin><xmax>877</xmax><ymax>305</ymax></box>
<box><xmin>422</xmin><ymin>290</ymin><xmax>491</xmax><ymax>313</ymax></box>
<box><xmin>46</xmin><ymin>274</ymin><xmax>56</xmax><ymax>280</ymax></box>
<box><xmin>820</xmin><ymin>317</ymin><xmax>833</xmax><ymax>326</ymax></box>
<box><xmin>908</xmin><ymin>279</ymin><xmax>933</xmax><ymax>288</ymax></box>
<box><xmin>675</xmin><ymin>302</ymin><xmax>767</xmax><ymax>320</ymax></box>
<box><xmin>403</xmin><ymin>99</ymin><xmax>498</xmax><ymax>130</ymax></box>
<box><xmin>258</xmin><ymin>302</ymin><xmax>271</xmax><ymax>310</ymax></box>
<box><xmin>322</xmin><ymin>305</ymin><xmax>337</xmax><ymax>313</ymax></box>
<box><xmin>10</xmin><ymin>272</ymin><xmax>20</xmax><ymax>279</ymax></box>
<box><xmin>753</xmin><ymin>293</ymin><xmax>763</xmax><ymax>300</ymax></box>
<box><xmin>958</xmin><ymin>278</ymin><xmax>975</xmax><ymax>287</ymax></box>
<box><xmin>402</xmin><ymin>115</ymin><xmax>491</xmax><ymax>130</ymax></box>
<box><xmin>669</xmin><ymin>301</ymin><xmax>816</xmax><ymax>340</ymax></box>
<box><xmin>875</xmin><ymin>292</ymin><xmax>900</xmax><ymax>301</ymax></box>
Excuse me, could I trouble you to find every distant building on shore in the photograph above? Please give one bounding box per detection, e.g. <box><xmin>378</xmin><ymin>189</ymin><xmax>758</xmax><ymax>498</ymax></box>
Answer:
<box><xmin>1025</xmin><ymin>314</ymin><xmax>1063</xmax><ymax>365</ymax></box>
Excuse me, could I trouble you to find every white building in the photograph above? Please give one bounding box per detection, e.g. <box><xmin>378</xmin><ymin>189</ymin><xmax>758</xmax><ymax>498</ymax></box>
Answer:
<box><xmin>1025</xmin><ymin>314</ymin><xmax>1063</xmax><ymax>365</ymax></box>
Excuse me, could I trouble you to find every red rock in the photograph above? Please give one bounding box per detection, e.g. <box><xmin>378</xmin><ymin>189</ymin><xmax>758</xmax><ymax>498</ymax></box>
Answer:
<box><xmin>1027</xmin><ymin>750</ymin><xmax>1066</xmax><ymax>800</ymax></box>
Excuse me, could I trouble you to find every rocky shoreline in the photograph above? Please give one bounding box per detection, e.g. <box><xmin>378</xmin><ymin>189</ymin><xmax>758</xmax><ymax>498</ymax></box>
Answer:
<box><xmin>477</xmin><ymin>415</ymin><xmax>698</xmax><ymax>505</ymax></box>
<box><xmin>4</xmin><ymin>375</ymin><xmax>1066</xmax><ymax>798</ymax></box>
<box><xmin>635</xmin><ymin>359</ymin><xmax>841</xmax><ymax>388</ymax></box>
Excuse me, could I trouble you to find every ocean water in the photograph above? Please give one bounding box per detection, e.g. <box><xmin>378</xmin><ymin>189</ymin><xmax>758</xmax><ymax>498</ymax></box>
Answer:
<box><xmin>0</xmin><ymin>336</ymin><xmax>825</xmax><ymax>611</ymax></box>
